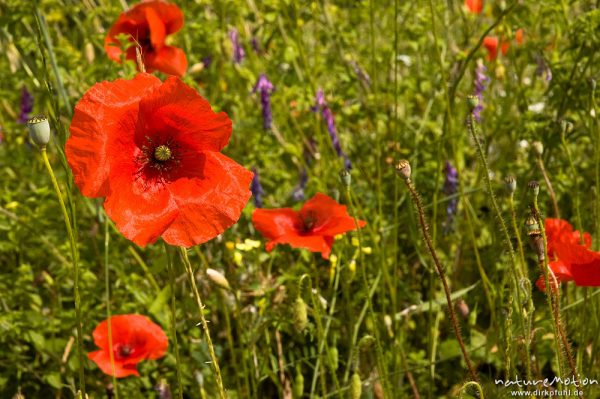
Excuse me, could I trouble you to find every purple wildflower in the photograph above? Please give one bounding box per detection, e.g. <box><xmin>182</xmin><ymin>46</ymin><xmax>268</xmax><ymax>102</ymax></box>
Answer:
<box><xmin>535</xmin><ymin>55</ymin><xmax>552</xmax><ymax>82</ymax></box>
<box><xmin>313</xmin><ymin>89</ymin><xmax>352</xmax><ymax>169</ymax></box>
<box><xmin>18</xmin><ymin>88</ymin><xmax>34</xmax><ymax>124</ymax></box>
<box><xmin>229</xmin><ymin>28</ymin><xmax>245</xmax><ymax>64</ymax></box>
<box><xmin>350</xmin><ymin>61</ymin><xmax>371</xmax><ymax>86</ymax></box>
<box><xmin>253</xmin><ymin>74</ymin><xmax>275</xmax><ymax>130</ymax></box>
<box><xmin>202</xmin><ymin>55</ymin><xmax>212</xmax><ymax>68</ymax></box>
<box><xmin>443</xmin><ymin>161</ymin><xmax>459</xmax><ymax>233</ymax></box>
<box><xmin>251</xmin><ymin>37</ymin><xmax>260</xmax><ymax>54</ymax></box>
<box><xmin>472</xmin><ymin>62</ymin><xmax>489</xmax><ymax>122</ymax></box>
<box><xmin>291</xmin><ymin>169</ymin><xmax>308</xmax><ymax>201</ymax></box>
<box><xmin>251</xmin><ymin>167</ymin><xmax>265</xmax><ymax>208</ymax></box>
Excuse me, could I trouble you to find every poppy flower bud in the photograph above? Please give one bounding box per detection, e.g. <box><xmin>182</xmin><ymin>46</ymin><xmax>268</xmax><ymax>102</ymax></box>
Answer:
<box><xmin>531</xmin><ymin>141</ymin><xmax>544</xmax><ymax>156</ymax></box>
<box><xmin>329</xmin><ymin>346</ymin><xmax>339</xmax><ymax>370</ymax></box>
<box><xmin>560</xmin><ymin>120</ymin><xmax>573</xmax><ymax>135</ymax></box>
<box><xmin>395</xmin><ymin>159</ymin><xmax>411</xmax><ymax>181</ymax></box>
<box><xmin>293</xmin><ymin>297</ymin><xmax>308</xmax><ymax>333</ymax></box>
<box><xmin>350</xmin><ymin>373</ymin><xmax>362</xmax><ymax>399</ymax></box>
<box><xmin>293</xmin><ymin>368</ymin><xmax>304</xmax><ymax>399</ymax></box>
<box><xmin>505</xmin><ymin>175</ymin><xmax>517</xmax><ymax>194</ymax></box>
<box><xmin>455</xmin><ymin>298</ymin><xmax>470</xmax><ymax>319</ymax></box>
<box><xmin>528</xmin><ymin>180</ymin><xmax>539</xmax><ymax>197</ymax></box>
<box><xmin>466</xmin><ymin>95</ymin><xmax>479</xmax><ymax>111</ymax></box>
<box><xmin>339</xmin><ymin>169</ymin><xmax>351</xmax><ymax>188</ymax></box>
<box><xmin>206</xmin><ymin>268</ymin><xmax>230</xmax><ymax>290</ymax></box>
<box><xmin>26</xmin><ymin>115</ymin><xmax>50</xmax><ymax>148</ymax></box>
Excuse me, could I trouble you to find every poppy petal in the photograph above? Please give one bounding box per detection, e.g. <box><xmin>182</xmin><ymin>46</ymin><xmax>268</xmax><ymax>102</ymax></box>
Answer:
<box><xmin>266</xmin><ymin>233</ymin><xmax>334</xmax><ymax>259</ymax></box>
<box><xmin>145</xmin><ymin>45</ymin><xmax>188</xmax><ymax>76</ymax></box>
<box><xmin>136</xmin><ymin>77</ymin><xmax>230</xmax><ymax>154</ymax></box>
<box><xmin>160</xmin><ymin>151</ymin><xmax>253</xmax><ymax>247</ymax></box>
<box><xmin>66</xmin><ymin>74</ymin><xmax>161</xmax><ymax>198</ymax></box>
<box><xmin>300</xmin><ymin>193</ymin><xmax>366</xmax><ymax>236</ymax></box>
<box><xmin>252</xmin><ymin>208</ymin><xmax>302</xmax><ymax>240</ymax></box>
<box><xmin>483</xmin><ymin>36</ymin><xmax>499</xmax><ymax>61</ymax></box>
<box><xmin>88</xmin><ymin>350</ymin><xmax>140</xmax><ymax>378</ymax></box>
<box><xmin>144</xmin><ymin>5</ymin><xmax>167</xmax><ymax>50</ymax></box>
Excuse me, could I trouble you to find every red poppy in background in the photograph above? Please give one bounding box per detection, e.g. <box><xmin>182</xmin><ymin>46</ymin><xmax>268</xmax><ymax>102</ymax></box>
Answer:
<box><xmin>88</xmin><ymin>314</ymin><xmax>168</xmax><ymax>378</ymax></box>
<box><xmin>536</xmin><ymin>218</ymin><xmax>600</xmax><ymax>291</ymax></box>
<box><xmin>465</xmin><ymin>0</ymin><xmax>483</xmax><ymax>14</ymax></box>
<box><xmin>515</xmin><ymin>28</ymin><xmax>524</xmax><ymax>45</ymax></box>
<box><xmin>483</xmin><ymin>36</ymin><xmax>509</xmax><ymax>61</ymax></box>
<box><xmin>105</xmin><ymin>0</ymin><xmax>187</xmax><ymax>76</ymax></box>
<box><xmin>252</xmin><ymin>193</ymin><xmax>366</xmax><ymax>259</ymax></box>
<box><xmin>66</xmin><ymin>73</ymin><xmax>253</xmax><ymax>247</ymax></box>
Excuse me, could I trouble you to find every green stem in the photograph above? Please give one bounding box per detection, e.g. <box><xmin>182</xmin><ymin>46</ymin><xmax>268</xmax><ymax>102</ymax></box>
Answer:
<box><xmin>104</xmin><ymin>217</ymin><xmax>118</xmax><ymax>399</ymax></box>
<box><xmin>40</xmin><ymin>148</ymin><xmax>85</xmax><ymax>396</ymax></box>
<box><xmin>178</xmin><ymin>247</ymin><xmax>227</xmax><ymax>399</ymax></box>
<box><xmin>165</xmin><ymin>244</ymin><xmax>184</xmax><ymax>399</ymax></box>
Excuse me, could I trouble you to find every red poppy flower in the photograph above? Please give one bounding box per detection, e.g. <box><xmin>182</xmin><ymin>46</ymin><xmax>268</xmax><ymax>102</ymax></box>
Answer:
<box><xmin>105</xmin><ymin>0</ymin><xmax>187</xmax><ymax>76</ymax></box>
<box><xmin>251</xmin><ymin>192</ymin><xmax>366</xmax><ymax>259</ymax></box>
<box><xmin>536</xmin><ymin>218</ymin><xmax>600</xmax><ymax>290</ymax></box>
<box><xmin>66</xmin><ymin>73</ymin><xmax>253</xmax><ymax>247</ymax></box>
<box><xmin>515</xmin><ymin>28</ymin><xmax>524</xmax><ymax>45</ymax></box>
<box><xmin>483</xmin><ymin>36</ymin><xmax>509</xmax><ymax>61</ymax></box>
<box><xmin>88</xmin><ymin>314</ymin><xmax>168</xmax><ymax>378</ymax></box>
<box><xmin>465</xmin><ymin>0</ymin><xmax>483</xmax><ymax>14</ymax></box>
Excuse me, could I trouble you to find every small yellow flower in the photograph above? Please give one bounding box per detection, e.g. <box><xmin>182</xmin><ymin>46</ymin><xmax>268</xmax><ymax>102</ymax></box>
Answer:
<box><xmin>225</xmin><ymin>241</ymin><xmax>235</xmax><ymax>251</ymax></box>
<box><xmin>351</xmin><ymin>237</ymin><xmax>359</xmax><ymax>247</ymax></box>
<box><xmin>233</xmin><ymin>251</ymin><xmax>243</xmax><ymax>266</ymax></box>
<box><xmin>361</xmin><ymin>247</ymin><xmax>372</xmax><ymax>255</ymax></box>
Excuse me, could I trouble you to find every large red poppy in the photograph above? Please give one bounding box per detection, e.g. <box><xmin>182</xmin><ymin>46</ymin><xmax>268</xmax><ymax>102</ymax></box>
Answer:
<box><xmin>465</xmin><ymin>0</ymin><xmax>483</xmax><ymax>14</ymax></box>
<box><xmin>535</xmin><ymin>218</ymin><xmax>600</xmax><ymax>290</ymax></box>
<box><xmin>105</xmin><ymin>0</ymin><xmax>187</xmax><ymax>76</ymax></box>
<box><xmin>88</xmin><ymin>314</ymin><xmax>168</xmax><ymax>378</ymax></box>
<box><xmin>66</xmin><ymin>73</ymin><xmax>253</xmax><ymax>247</ymax></box>
<box><xmin>252</xmin><ymin>192</ymin><xmax>366</xmax><ymax>259</ymax></box>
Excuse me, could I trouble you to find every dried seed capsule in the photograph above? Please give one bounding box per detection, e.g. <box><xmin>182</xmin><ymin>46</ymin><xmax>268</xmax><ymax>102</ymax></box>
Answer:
<box><xmin>395</xmin><ymin>159</ymin><xmax>411</xmax><ymax>181</ymax></box>
<box><xmin>505</xmin><ymin>175</ymin><xmax>517</xmax><ymax>194</ymax></box>
<box><xmin>527</xmin><ymin>180</ymin><xmax>539</xmax><ymax>197</ymax></box>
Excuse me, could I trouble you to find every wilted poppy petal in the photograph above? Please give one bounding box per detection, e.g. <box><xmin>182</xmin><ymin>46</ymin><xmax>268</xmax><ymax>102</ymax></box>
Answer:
<box><xmin>66</xmin><ymin>74</ymin><xmax>161</xmax><ymax>198</ymax></box>
<box><xmin>160</xmin><ymin>151</ymin><xmax>253</xmax><ymax>247</ymax></box>
<box><xmin>136</xmin><ymin>77</ymin><xmax>229</xmax><ymax>152</ymax></box>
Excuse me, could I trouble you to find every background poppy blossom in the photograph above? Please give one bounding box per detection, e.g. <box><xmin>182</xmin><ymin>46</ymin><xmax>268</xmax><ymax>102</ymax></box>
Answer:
<box><xmin>536</xmin><ymin>218</ymin><xmax>600</xmax><ymax>290</ymax></box>
<box><xmin>66</xmin><ymin>73</ymin><xmax>253</xmax><ymax>247</ymax></box>
<box><xmin>105</xmin><ymin>0</ymin><xmax>187</xmax><ymax>76</ymax></box>
<box><xmin>88</xmin><ymin>314</ymin><xmax>168</xmax><ymax>378</ymax></box>
<box><xmin>252</xmin><ymin>192</ymin><xmax>366</xmax><ymax>259</ymax></box>
<box><xmin>465</xmin><ymin>0</ymin><xmax>483</xmax><ymax>14</ymax></box>
<box><xmin>483</xmin><ymin>36</ymin><xmax>509</xmax><ymax>61</ymax></box>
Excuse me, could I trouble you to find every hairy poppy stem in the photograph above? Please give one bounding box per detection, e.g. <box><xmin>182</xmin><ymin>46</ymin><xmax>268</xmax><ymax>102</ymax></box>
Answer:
<box><xmin>104</xmin><ymin>217</ymin><xmax>119</xmax><ymax>399</ymax></box>
<box><xmin>395</xmin><ymin>160</ymin><xmax>479</xmax><ymax>383</ymax></box>
<box><xmin>40</xmin><ymin>148</ymin><xmax>86</xmax><ymax>396</ymax></box>
<box><xmin>178</xmin><ymin>247</ymin><xmax>227</xmax><ymax>399</ymax></box>
<box><xmin>165</xmin><ymin>245</ymin><xmax>184</xmax><ymax>399</ymax></box>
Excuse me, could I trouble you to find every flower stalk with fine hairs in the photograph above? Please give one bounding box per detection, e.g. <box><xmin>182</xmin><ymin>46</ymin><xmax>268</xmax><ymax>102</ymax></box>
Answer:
<box><xmin>532</xmin><ymin>141</ymin><xmax>560</xmax><ymax>218</ymax></box>
<box><xmin>528</xmin><ymin>186</ymin><xmax>581</xmax><ymax>390</ymax></box>
<box><xmin>313</xmin><ymin>89</ymin><xmax>351</xmax><ymax>169</ymax></box>
<box><xmin>28</xmin><ymin>116</ymin><xmax>86</xmax><ymax>395</ymax></box>
<box><xmin>253</xmin><ymin>74</ymin><xmax>274</xmax><ymax>130</ymax></box>
<box><xmin>442</xmin><ymin>160</ymin><xmax>458</xmax><ymax>233</ymax></box>
<box><xmin>395</xmin><ymin>159</ymin><xmax>479</xmax><ymax>383</ymax></box>
<box><xmin>178</xmin><ymin>247</ymin><xmax>226</xmax><ymax>399</ymax></box>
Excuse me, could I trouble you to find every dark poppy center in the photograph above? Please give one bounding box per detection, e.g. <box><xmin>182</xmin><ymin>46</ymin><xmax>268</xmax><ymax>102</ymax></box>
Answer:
<box><xmin>301</xmin><ymin>213</ymin><xmax>317</xmax><ymax>233</ymax></box>
<box><xmin>154</xmin><ymin>145</ymin><xmax>172</xmax><ymax>162</ymax></box>
<box><xmin>115</xmin><ymin>343</ymin><xmax>134</xmax><ymax>359</ymax></box>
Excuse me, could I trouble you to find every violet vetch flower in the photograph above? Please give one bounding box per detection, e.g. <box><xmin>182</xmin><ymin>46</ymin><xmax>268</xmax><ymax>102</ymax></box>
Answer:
<box><xmin>291</xmin><ymin>168</ymin><xmax>308</xmax><ymax>201</ymax></box>
<box><xmin>350</xmin><ymin>60</ymin><xmax>371</xmax><ymax>86</ymax></box>
<box><xmin>472</xmin><ymin>61</ymin><xmax>489</xmax><ymax>122</ymax></box>
<box><xmin>313</xmin><ymin>89</ymin><xmax>352</xmax><ymax>169</ymax></box>
<box><xmin>202</xmin><ymin>55</ymin><xmax>212</xmax><ymax>68</ymax></box>
<box><xmin>229</xmin><ymin>28</ymin><xmax>245</xmax><ymax>64</ymax></box>
<box><xmin>18</xmin><ymin>88</ymin><xmax>34</xmax><ymax>124</ymax></box>
<box><xmin>443</xmin><ymin>161</ymin><xmax>459</xmax><ymax>233</ymax></box>
<box><xmin>535</xmin><ymin>55</ymin><xmax>552</xmax><ymax>82</ymax></box>
<box><xmin>251</xmin><ymin>167</ymin><xmax>265</xmax><ymax>208</ymax></box>
<box><xmin>251</xmin><ymin>37</ymin><xmax>260</xmax><ymax>54</ymax></box>
<box><xmin>253</xmin><ymin>74</ymin><xmax>275</xmax><ymax>130</ymax></box>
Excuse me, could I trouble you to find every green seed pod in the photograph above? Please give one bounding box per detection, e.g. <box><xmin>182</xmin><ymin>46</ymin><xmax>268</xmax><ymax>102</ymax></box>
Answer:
<box><xmin>466</xmin><ymin>94</ymin><xmax>479</xmax><ymax>111</ymax></box>
<box><xmin>329</xmin><ymin>347</ymin><xmax>339</xmax><ymax>371</ymax></box>
<box><xmin>527</xmin><ymin>180</ymin><xmax>539</xmax><ymax>197</ymax></box>
<box><xmin>26</xmin><ymin>115</ymin><xmax>50</xmax><ymax>148</ymax></box>
<box><xmin>524</xmin><ymin>213</ymin><xmax>540</xmax><ymax>236</ymax></box>
<box><xmin>339</xmin><ymin>169</ymin><xmax>351</xmax><ymax>188</ymax></box>
<box><xmin>395</xmin><ymin>159</ymin><xmax>411</xmax><ymax>181</ymax></box>
<box><xmin>504</xmin><ymin>175</ymin><xmax>516</xmax><ymax>194</ymax></box>
<box><xmin>293</xmin><ymin>368</ymin><xmax>304</xmax><ymax>399</ymax></box>
<box><xmin>350</xmin><ymin>373</ymin><xmax>362</xmax><ymax>399</ymax></box>
<box><xmin>531</xmin><ymin>141</ymin><xmax>544</xmax><ymax>156</ymax></box>
<box><xmin>293</xmin><ymin>297</ymin><xmax>308</xmax><ymax>333</ymax></box>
